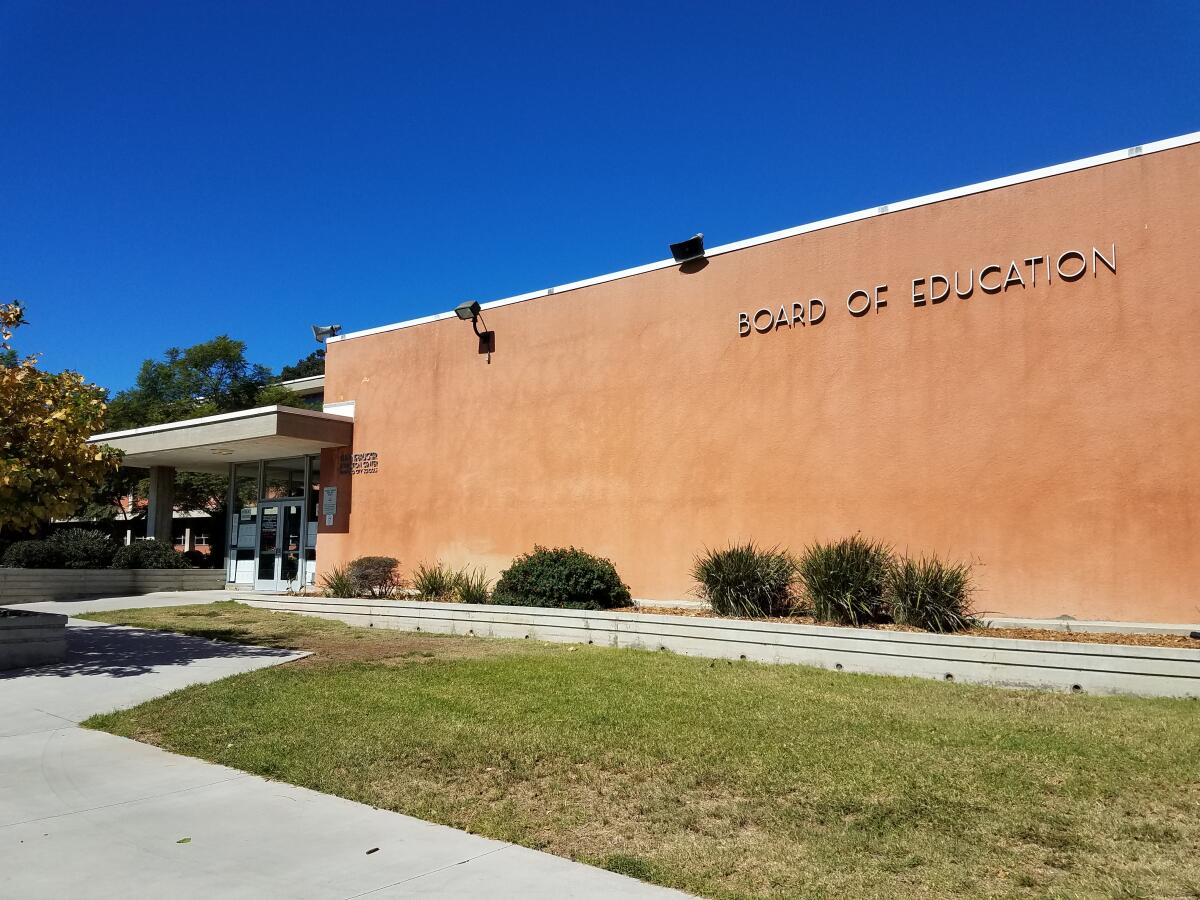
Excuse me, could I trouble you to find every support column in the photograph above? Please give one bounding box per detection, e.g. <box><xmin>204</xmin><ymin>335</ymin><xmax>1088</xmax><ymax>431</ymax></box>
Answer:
<box><xmin>146</xmin><ymin>466</ymin><xmax>175</xmax><ymax>544</ymax></box>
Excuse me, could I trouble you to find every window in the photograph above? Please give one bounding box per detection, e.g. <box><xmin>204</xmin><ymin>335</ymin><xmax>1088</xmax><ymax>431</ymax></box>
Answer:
<box><xmin>263</xmin><ymin>457</ymin><xmax>305</xmax><ymax>499</ymax></box>
<box><xmin>230</xmin><ymin>462</ymin><xmax>259</xmax><ymax>549</ymax></box>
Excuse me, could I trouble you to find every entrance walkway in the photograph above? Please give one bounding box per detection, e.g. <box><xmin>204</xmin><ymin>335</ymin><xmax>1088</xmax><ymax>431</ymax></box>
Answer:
<box><xmin>1</xmin><ymin>617</ymin><xmax>689</xmax><ymax>899</ymax></box>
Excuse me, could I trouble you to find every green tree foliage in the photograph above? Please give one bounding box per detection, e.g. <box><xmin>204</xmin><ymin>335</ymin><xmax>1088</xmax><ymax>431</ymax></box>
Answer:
<box><xmin>0</xmin><ymin>302</ymin><xmax>122</xmax><ymax>533</ymax></box>
<box><xmin>106</xmin><ymin>335</ymin><xmax>278</xmax><ymax>430</ymax></box>
<box><xmin>95</xmin><ymin>336</ymin><xmax>320</xmax><ymax>517</ymax></box>
<box><xmin>279</xmin><ymin>348</ymin><xmax>324</xmax><ymax>381</ymax></box>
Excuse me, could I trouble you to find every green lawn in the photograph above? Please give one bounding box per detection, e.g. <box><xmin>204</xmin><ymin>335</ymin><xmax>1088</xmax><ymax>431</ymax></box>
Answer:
<box><xmin>83</xmin><ymin>602</ymin><xmax>1200</xmax><ymax>900</ymax></box>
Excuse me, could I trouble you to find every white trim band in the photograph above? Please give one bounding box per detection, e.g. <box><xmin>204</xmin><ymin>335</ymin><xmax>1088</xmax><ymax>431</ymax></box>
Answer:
<box><xmin>90</xmin><ymin>405</ymin><xmax>351</xmax><ymax>442</ymax></box>
<box><xmin>328</xmin><ymin>130</ymin><xmax>1200</xmax><ymax>345</ymax></box>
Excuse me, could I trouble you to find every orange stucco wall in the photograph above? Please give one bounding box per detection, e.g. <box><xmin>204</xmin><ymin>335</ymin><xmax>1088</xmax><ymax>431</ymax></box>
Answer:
<box><xmin>318</xmin><ymin>144</ymin><xmax>1200</xmax><ymax>623</ymax></box>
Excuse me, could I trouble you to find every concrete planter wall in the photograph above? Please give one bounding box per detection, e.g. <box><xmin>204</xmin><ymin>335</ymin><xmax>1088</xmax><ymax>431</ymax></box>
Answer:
<box><xmin>0</xmin><ymin>568</ymin><xmax>226</xmax><ymax>604</ymax></box>
<box><xmin>237</xmin><ymin>596</ymin><xmax>1200</xmax><ymax>699</ymax></box>
<box><xmin>0</xmin><ymin>609</ymin><xmax>67</xmax><ymax>670</ymax></box>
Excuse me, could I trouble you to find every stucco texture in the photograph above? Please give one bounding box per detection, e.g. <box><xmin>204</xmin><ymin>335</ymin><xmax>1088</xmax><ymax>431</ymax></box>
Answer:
<box><xmin>319</xmin><ymin>145</ymin><xmax>1199</xmax><ymax>623</ymax></box>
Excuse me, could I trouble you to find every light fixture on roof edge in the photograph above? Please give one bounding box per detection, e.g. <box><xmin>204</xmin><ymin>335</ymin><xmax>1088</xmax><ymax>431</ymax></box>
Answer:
<box><xmin>669</xmin><ymin>233</ymin><xmax>705</xmax><ymax>263</ymax></box>
<box><xmin>453</xmin><ymin>300</ymin><xmax>494</xmax><ymax>361</ymax></box>
<box><xmin>312</xmin><ymin>324</ymin><xmax>342</xmax><ymax>343</ymax></box>
<box><xmin>454</xmin><ymin>300</ymin><xmax>481</xmax><ymax>322</ymax></box>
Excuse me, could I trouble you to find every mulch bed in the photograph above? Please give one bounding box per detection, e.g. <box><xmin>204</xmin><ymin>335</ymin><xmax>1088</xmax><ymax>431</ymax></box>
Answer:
<box><xmin>615</xmin><ymin>606</ymin><xmax>1200</xmax><ymax>650</ymax></box>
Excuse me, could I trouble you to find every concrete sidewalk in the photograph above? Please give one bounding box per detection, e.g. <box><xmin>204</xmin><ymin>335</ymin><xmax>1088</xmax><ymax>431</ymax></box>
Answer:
<box><xmin>10</xmin><ymin>588</ymin><xmax>240</xmax><ymax>616</ymax></box>
<box><xmin>1</xmin><ymin>620</ymin><xmax>689</xmax><ymax>899</ymax></box>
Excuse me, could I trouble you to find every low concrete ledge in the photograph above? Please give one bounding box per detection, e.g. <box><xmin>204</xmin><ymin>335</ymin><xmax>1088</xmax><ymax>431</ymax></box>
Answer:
<box><xmin>0</xmin><ymin>568</ymin><xmax>226</xmax><ymax>604</ymax></box>
<box><xmin>0</xmin><ymin>608</ymin><xmax>68</xmax><ymax>670</ymax></box>
<box><xmin>235</xmin><ymin>596</ymin><xmax>1200</xmax><ymax>699</ymax></box>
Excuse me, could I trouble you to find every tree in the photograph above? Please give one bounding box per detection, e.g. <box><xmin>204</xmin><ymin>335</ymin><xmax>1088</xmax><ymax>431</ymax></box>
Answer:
<box><xmin>105</xmin><ymin>335</ymin><xmax>319</xmax><ymax>433</ymax></box>
<box><xmin>93</xmin><ymin>336</ymin><xmax>318</xmax><ymax>520</ymax></box>
<box><xmin>106</xmin><ymin>335</ymin><xmax>278</xmax><ymax>431</ymax></box>
<box><xmin>0</xmin><ymin>302</ymin><xmax>121</xmax><ymax>534</ymax></box>
<box><xmin>279</xmin><ymin>348</ymin><xmax>324</xmax><ymax>381</ymax></box>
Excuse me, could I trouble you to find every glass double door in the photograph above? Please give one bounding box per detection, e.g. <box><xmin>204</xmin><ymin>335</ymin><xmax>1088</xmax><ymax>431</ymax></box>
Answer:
<box><xmin>254</xmin><ymin>501</ymin><xmax>303</xmax><ymax>592</ymax></box>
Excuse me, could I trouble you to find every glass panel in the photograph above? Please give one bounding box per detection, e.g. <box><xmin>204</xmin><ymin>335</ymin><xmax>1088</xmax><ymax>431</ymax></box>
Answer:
<box><xmin>263</xmin><ymin>457</ymin><xmax>305</xmax><ymax>499</ymax></box>
<box><xmin>306</xmin><ymin>455</ymin><xmax>321</xmax><ymax>524</ymax></box>
<box><xmin>230</xmin><ymin>463</ymin><xmax>259</xmax><ymax>547</ymax></box>
<box><xmin>258</xmin><ymin>506</ymin><xmax>280</xmax><ymax>580</ymax></box>
<box><xmin>280</xmin><ymin>503</ymin><xmax>302</xmax><ymax>584</ymax></box>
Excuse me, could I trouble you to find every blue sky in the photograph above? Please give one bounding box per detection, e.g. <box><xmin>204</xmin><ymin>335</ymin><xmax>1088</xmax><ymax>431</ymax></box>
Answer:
<box><xmin>2</xmin><ymin>1</ymin><xmax>1197</xmax><ymax>391</ymax></box>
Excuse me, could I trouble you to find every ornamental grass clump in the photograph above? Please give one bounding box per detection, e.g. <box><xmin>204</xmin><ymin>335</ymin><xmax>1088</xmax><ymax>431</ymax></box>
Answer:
<box><xmin>455</xmin><ymin>566</ymin><xmax>492</xmax><ymax>604</ymax></box>
<box><xmin>797</xmin><ymin>534</ymin><xmax>892</xmax><ymax>626</ymax></box>
<box><xmin>319</xmin><ymin>564</ymin><xmax>357</xmax><ymax>598</ymax></box>
<box><xmin>491</xmin><ymin>546</ymin><xmax>630</xmax><ymax>610</ymax></box>
<box><xmin>411</xmin><ymin>561</ymin><xmax>461</xmax><ymax>601</ymax></box>
<box><xmin>887</xmin><ymin>554</ymin><xmax>976</xmax><ymax>633</ymax></box>
<box><xmin>346</xmin><ymin>555</ymin><xmax>403</xmax><ymax>599</ymax></box>
<box><xmin>691</xmin><ymin>542</ymin><xmax>797</xmax><ymax>617</ymax></box>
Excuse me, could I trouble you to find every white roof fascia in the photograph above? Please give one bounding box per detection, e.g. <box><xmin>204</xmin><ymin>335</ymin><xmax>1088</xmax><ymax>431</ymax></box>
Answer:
<box><xmin>90</xmin><ymin>405</ymin><xmax>353</xmax><ymax>443</ymax></box>
<box><xmin>327</xmin><ymin>130</ymin><xmax>1200</xmax><ymax>346</ymax></box>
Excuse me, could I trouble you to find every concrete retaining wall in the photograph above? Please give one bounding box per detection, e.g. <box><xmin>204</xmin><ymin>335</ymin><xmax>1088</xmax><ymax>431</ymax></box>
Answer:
<box><xmin>0</xmin><ymin>569</ymin><xmax>226</xmax><ymax>604</ymax></box>
<box><xmin>236</xmin><ymin>596</ymin><xmax>1200</xmax><ymax>699</ymax></box>
<box><xmin>0</xmin><ymin>609</ymin><xmax>67</xmax><ymax>669</ymax></box>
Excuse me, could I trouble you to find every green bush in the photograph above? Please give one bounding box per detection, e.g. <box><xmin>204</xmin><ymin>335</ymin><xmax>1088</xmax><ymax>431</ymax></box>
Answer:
<box><xmin>319</xmin><ymin>564</ymin><xmax>357</xmax><ymax>598</ymax></box>
<box><xmin>797</xmin><ymin>534</ymin><xmax>893</xmax><ymax>626</ymax></box>
<box><xmin>181</xmin><ymin>550</ymin><xmax>211</xmax><ymax>568</ymax></box>
<box><xmin>491</xmin><ymin>546</ymin><xmax>630</xmax><ymax>610</ymax></box>
<box><xmin>50</xmin><ymin>529</ymin><xmax>118</xmax><ymax>569</ymax></box>
<box><xmin>111</xmin><ymin>540</ymin><xmax>192</xmax><ymax>569</ymax></box>
<box><xmin>346</xmin><ymin>555</ymin><xmax>402</xmax><ymax>599</ymax></box>
<box><xmin>887</xmin><ymin>554</ymin><xmax>975</xmax><ymax>633</ymax></box>
<box><xmin>456</xmin><ymin>566</ymin><xmax>491</xmax><ymax>604</ymax></box>
<box><xmin>2</xmin><ymin>540</ymin><xmax>65</xmax><ymax>569</ymax></box>
<box><xmin>691</xmin><ymin>542</ymin><xmax>797</xmax><ymax>617</ymax></box>
<box><xmin>411</xmin><ymin>561</ymin><xmax>461</xmax><ymax>601</ymax></box>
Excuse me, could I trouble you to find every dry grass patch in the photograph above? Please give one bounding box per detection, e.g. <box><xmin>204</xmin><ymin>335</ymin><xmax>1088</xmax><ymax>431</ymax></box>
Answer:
<box><xmin>82</xmin><ymin>602</ymin><xmax>1200</xmax><ymax>900</ymax></box>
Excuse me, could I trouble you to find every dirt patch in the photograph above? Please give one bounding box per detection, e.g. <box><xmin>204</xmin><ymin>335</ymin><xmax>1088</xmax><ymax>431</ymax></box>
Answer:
<box><xmin>616</xmin><ymin>606</ymin><xmax>1200</xmax><ymax>650</ymax></box>
<box><xmin>972</xmin><ymin>626</ymin><xmax>1199</xmax><ymax>650</ymax></box>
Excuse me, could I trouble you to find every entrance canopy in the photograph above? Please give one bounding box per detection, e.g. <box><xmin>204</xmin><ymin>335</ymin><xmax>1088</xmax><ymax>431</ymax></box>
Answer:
<box><xmin>90</xmin><ymin>406</ymin><xmax>354</xmax><ymax>474</ymax></box>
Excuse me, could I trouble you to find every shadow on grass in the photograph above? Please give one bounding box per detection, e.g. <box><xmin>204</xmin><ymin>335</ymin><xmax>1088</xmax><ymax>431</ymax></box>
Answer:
<box><xmin>0</xmin><ymin>623</ymin><xmax>296</xmax><ymax>680</ymax></box>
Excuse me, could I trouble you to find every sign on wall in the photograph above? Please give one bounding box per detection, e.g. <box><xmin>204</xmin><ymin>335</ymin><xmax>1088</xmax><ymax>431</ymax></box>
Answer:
<box><xmin>338</xmin><ymin>451</ymin><xmax>379</xmax><ymax>476</ymax></box>
<box><xmin>737</xmin><ymin>242</ymin><xmax>1117</xmax><ymax>336</ymax></box>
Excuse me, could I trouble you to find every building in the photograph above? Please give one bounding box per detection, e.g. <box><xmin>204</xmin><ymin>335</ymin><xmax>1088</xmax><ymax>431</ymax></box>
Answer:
<box><xmin>91</xmin><ymin>131</ymin><xmax>1200</xmax><ymax>623</ymax></box>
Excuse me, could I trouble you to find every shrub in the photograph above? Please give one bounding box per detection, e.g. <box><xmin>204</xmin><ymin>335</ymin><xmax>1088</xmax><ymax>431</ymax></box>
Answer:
<box><xmin>319</xmin><ymin>564</ymin><xmax>357</xmax><ymax>598</ymax></box>
<box><xmin>181</xmin><ymin>549</ymin><xmax>211</xmax><ymax>568</ymax></box>
<box><xmin>691</xmin><ymin>542</ymin><xmax>797</xmax><ymax>617</ymax></box>
<box><xmin>50</xmin><ymin>529</ymin><xmax>118</xmax><ymax>569</ymax></box>
<box><xmin>456</xmin><ymin>566</ymin><xmax>491</xmax><ymax>604</ymax></box>
<box><xmin>111</xmin><ymin>540</ymin><xmax>192</xmax><ymax>569</ymax></box>
<box><xmin>346</xmin><ymin>555</ymin><xmax>402</xmax><ymax>599</ymax></box>
<box><xmin>411</xmin><ymin>561</ymin><xmax>461</xmax><ymax>601</ymax></box>
<box><xmin>2</xmin><ymin>540</ymin><xmax>65</xmax><ymax>569</ymax></box>
<box><xmin>491</xmin><ymin>546</ymin><xmax>630</xmax><ymax>610</ymax></box>
<box><xmin>887</xmin><ymin>554</ymin><xmax>975</xmax><ymax>633</ymax></box>
<box><xmin>797</xmin><ymin>534</ymin><xmax>893</xmax><ymax>626</ymax></box>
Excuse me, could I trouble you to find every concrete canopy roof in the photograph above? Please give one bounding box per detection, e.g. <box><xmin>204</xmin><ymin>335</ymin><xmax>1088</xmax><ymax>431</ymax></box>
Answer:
<box><xmin>89</xmin><ymin>406</ymin><xmax>353</xmax><ymax>474</ymax></box>
<box><xmin>278</xmin><ymin>374</ymin><xmax>324</xmax><ymax>397</ymax></box>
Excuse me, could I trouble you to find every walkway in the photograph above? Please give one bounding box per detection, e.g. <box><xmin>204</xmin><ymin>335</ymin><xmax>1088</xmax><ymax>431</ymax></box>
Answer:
<box><xmin>1</xmin><ymin>608</ymin><xmax>689</xmax><ymax>899</ymax></box>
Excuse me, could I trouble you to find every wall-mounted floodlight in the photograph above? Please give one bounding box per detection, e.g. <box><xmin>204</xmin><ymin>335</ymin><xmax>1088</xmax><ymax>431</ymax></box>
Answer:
<box><xmin>669</xmin><ymin>233</ymin><xmax>705</xmax><ymax>263</ymax></box>
<box><xmin>453</xmin><ymin>300</ymin><xmax>494</xmax><ymax>360</ymax></box>
<box><xmin>312</xmin><ymin>324</ymin><xmax>342</xmax><ymax>343</ymax></box>
<box><xmin>454</xmin><ymin>300</ymin><xmax>481</xmax><ymax>322</ymax></box>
